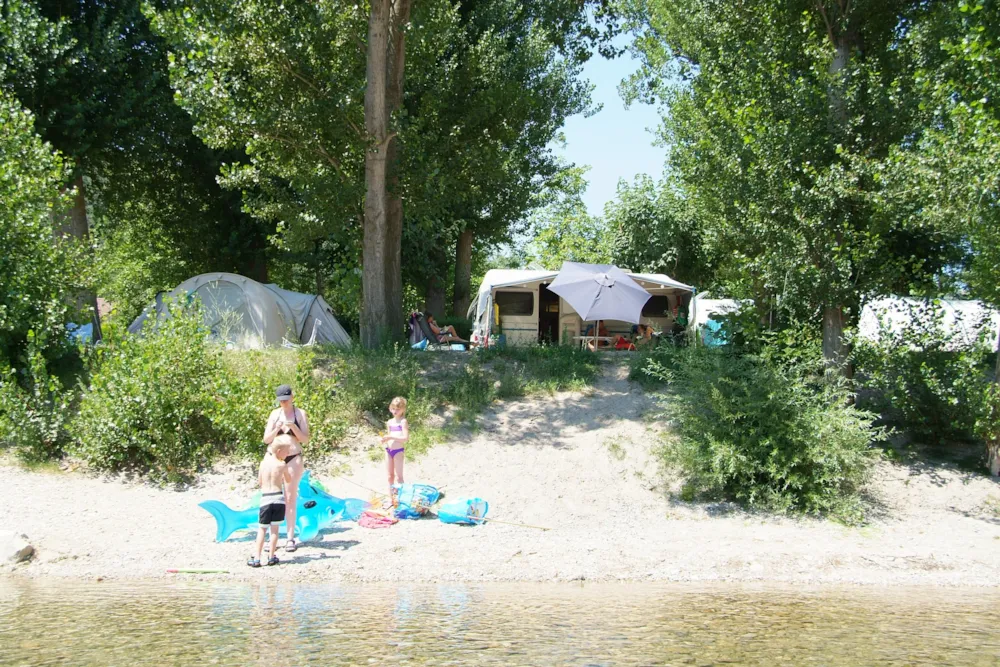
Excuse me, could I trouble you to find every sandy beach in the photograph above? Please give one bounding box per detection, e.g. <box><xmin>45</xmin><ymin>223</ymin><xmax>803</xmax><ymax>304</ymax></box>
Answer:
<box><xmin>4</xmin><ymin>361</ymin><xmax>1000</xmax><ymax>585</ymax></box>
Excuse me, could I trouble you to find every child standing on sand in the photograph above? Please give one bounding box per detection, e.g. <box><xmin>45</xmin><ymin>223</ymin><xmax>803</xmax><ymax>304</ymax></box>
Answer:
<box><xmin>248</xmin><ymin>442</ymin><xmax>292</xmax><ymax>568</ymax></box>
<box><xmin>381</xmin><ymin>397</ymin><xmax>409</xmax><ymax>493</ymax></box>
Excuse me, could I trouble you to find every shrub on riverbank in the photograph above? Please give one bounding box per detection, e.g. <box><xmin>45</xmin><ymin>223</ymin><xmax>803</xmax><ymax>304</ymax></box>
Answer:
<box><xmin>852</xmin><ymin>301</ymin><xmax>994</xmax><ymax>445</ymax></box>
<box><xmin>12</xmin><ymin>304</ymin><xmax>605</xmax><ymax>477</ymax></box>
<box><xmin>651</xmin><ymin>346</ymin><xmax>882</xmax><ymax>523</ymax></box>
<box><xmin>71</xmin><ymin>307</ymin><xmax>219</xmax><ymax>480</ymax></box>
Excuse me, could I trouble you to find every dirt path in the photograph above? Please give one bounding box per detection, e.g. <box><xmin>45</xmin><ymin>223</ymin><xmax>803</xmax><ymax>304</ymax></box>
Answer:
<box><xmin>5</xmin><ymin>361</ymin><xmax>1000</xmax><ymax>584</ymax></box>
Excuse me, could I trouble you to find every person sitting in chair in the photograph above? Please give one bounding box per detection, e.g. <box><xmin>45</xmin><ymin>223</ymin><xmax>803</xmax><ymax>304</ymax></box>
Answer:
<box><xmin>426</xmin><ymin>313</ymin><xmax>473</xmax><ymax>346</ymax></box>
<box><xmin>584</xmin><ymin>322</ymin><xmax>627</xmax><ymax>351</ymax></box>
<box><xmin>633</xmin><ymin>323</ymin><xmax>656</xmax><ymax>349</ymax></box>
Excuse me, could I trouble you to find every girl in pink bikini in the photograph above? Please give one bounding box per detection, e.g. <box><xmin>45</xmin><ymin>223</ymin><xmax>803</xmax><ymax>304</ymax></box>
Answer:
<box><xmin>381</xmin><ymin>396</ymin><xmax>409</xmax><ymax>492</ymax></box>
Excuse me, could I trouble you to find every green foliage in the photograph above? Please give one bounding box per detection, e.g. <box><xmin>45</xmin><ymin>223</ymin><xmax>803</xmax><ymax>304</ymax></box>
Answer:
<box><xmin>606</xmin><ymin>174</ymin><xmax>712</xmax><ymax>287</ymax></box>
<box><xmin>623</xmin><ymin>0</ymin><xmax>965</xmax><ymax>349</ymax></box>
<box><xmin>524</xmin><ymin>165</ymin><xmax>612</xmax><ymax>269</ymax></box>
<box><xmin>327</xmin><ymin>345</ymin><xmax>431</xmax><ymax>425</ymax></box>
<box><xmin>628</xmin><ymin>344</ymin><xmax>684</xmax><ymax>389</ymax></box>
<box><xmin>70</xmin><ymin>305</ymin><xmax>219</xmax><ymax>480</ymax></box>
<box><xmin>434</xmin><ymin>346</ymin><xmax>603</xmax><ymax>423</ymax></box>
<box><xmin>976</xmin><ymin>384</ymin><xmax>1000</xmax><ymax>477</ymax></box>
<box><xmin>0</xmin><ymin>333</ymin><xmax>75</xmax><ymax>462</ymax></box>
<box><xmin>853</xmin><ymin>300</ymin><xmax>993</xmax><ymax>444</ymax></box>
<box><xmin>149</xmin><ymin>0</ymin><xmax>595</xmax><ymax>331</ymax></box>
<box><xmin>0</xmin><ymin>91</ymin><xmax>84</xmax><ymax>369</ymax></box>
<box><xmin>448</xmin><ymin>360</ymin><xmax>495</xmax><ymax>422</ymax></box>
<box><xmin>654</xmin><ymin>346</ymin><xmax>882</xmax><ymax>522</ymax></box>
<box><xmin>882</xmin><ymin>0</ymin><xmax>1000</xmax><ymax>310</ymax></box>
<box><xmin>206</xmin><ymin>349</ymin><xmax>295</xmax><ymax>459</ymax></box>
<box><xmin>478</xmin><ymin>345</ymin><xmax>602</xmax><ymax>393</ymax></box>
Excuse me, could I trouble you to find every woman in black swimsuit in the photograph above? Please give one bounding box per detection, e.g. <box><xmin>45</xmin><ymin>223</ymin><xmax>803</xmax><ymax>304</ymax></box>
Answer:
<box><xmin>263</xmin><ymin>384</ymin><xmax>310</xmax><ymax>552</ymax></box>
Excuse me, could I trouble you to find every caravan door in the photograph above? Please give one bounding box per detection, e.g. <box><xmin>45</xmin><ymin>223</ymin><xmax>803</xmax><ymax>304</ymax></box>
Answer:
<box><xmin>494</xmin><ymin>288</ymin><xmax>537</xmax><ymax>345</ymax></box>
<box><xmin>538</xmin><ymin>283</ymin><xmax>560</xmax><ymax>344</ymax></box>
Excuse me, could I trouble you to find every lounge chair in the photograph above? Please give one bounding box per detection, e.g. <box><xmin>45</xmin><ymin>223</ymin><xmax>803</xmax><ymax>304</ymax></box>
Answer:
<box><xmin>411</xmin><ymin>312</ymin><xmax>460</xmax><ymax>350</ymax></box>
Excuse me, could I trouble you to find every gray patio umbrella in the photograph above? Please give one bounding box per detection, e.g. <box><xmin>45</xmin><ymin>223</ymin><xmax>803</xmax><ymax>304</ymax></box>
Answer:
<box><xmin>547</xmin><ymin>262</ymin><xmax>651</xmax><ymax>348</ymax></box>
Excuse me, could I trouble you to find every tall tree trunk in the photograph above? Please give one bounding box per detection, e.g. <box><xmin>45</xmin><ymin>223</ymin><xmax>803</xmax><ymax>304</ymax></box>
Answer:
<box><xmin>314</xmin><ymin>239</ymin><xmax>325</xmax><ymax>296</ymax></box>
<box><xmin>242</xmin><ymin>230</ymin><xmax>269</xmax><ymax>284</ymax></box>
<box><xmin>453</xmin><ymin>228</ymin><xmax>473</xmax><ymax>318</ymax></box>
<box><xmin>361</xmin><ymin>0</ymin><xmax>392</xmax><ymax>348</ymax></box>
<box><xmin>822</xmin><ymin>305</ymin><xmax>850</xmax><ymax>377</ymax></box>
<box><xmin>424</xmin><ymin>275</ymin><xmax>446</xmax><ymax>317</ymax></box>
<box><xmin>382</xmin><ymin>0</ymin><xmax>411</xmax><ymax>343</ymax></box>
<box><xmin>820</xmin><ymin>12</ymin><xmax>857</xmax><ymax>378</ymax></box>
<box><xmin>990</xmin><ymin>322</ymin><xmax>1000</xmax><ymax>476</ymax></box>
<box><xmin>59</xmin><ymin>173</ymin><xmax>102</xmax><ymax>341</ymax></box>
<box><xmin>994</xmin><ymin>320</ymin><xmax>1000</xmax><ymax>383</ymax></box>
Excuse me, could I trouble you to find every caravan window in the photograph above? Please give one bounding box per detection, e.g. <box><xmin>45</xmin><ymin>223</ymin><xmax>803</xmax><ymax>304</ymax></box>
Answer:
<box><xmin>642</xmin><ymin>295</ymin><xmax>671</xmax><ymax>317</ymax></box>
<box><xmin>495</xmin><ymin>291</ymin><xmax>534</xmax><ymax>316</ymax></box>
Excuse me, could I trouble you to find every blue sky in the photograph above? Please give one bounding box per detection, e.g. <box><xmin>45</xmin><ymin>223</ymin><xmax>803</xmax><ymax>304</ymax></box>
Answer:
<box><xmin>555</xmin><ymin>49</ymin><xmax>666</xmax><ymax>216</ymax></box>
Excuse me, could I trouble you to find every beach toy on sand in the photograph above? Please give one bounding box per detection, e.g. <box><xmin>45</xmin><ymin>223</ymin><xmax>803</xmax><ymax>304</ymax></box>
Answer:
<box><xmin>342</xmin><ymin>498</ymin><xmax>368</xmax><ymax>521</ymax></box>
<box><xmin>199</xmin><ymin>471</ymin><xmax>365</xmax><ymax>542</ymax></box>
<box><xmin>359</xmin><ymin>510</ymin><xmax>397</xmax><ymax>529</ymax></box>
<box><xmin>437</xmin><ymin>498</ymin><xmax>489</xmax><ymax>525</ymax></box>
<box><xmin>166</xmin><ymin>568</ymin><xmax>229</xmax><ymax>574</ymax></box>
<box><xmin>393</xmin><ymin>483</ymin><xmax>440</xmax><ymax>520</ymax></box>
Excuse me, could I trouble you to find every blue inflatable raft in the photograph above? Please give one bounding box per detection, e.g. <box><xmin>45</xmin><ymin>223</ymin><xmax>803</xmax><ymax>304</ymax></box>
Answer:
<box><xmin>437</xmin><ymin>497</ymin><xmax>489</xmax><ymax>525</ymax></box>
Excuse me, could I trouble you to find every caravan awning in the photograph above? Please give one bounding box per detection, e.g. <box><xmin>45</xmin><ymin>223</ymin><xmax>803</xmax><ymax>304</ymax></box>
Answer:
<box><xmin>627</xmin><ymin>273</ymin><xmax>695</xmax><ymax>292</ymax></box>
<box><xmin>470</xmin><ymin>269</ymin><xmax>694</xmax><ymax>319</ymax></box>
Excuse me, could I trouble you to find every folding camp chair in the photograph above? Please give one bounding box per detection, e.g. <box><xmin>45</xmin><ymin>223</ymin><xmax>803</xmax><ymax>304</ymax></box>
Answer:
<box><xmin>413</xmin><ymin>312</ymin><xmax>453</xmax><ymax>350</ymax></box>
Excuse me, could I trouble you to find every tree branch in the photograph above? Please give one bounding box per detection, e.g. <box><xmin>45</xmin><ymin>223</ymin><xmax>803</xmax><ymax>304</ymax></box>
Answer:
<box><xmin>279</xmin><ymin>58</ymin><xmax>323</xmax><ymax>97</ymax></box>
<box><xmin>258</xmin><ymin>130</ymin><xmax>351</xmax><ymax>184</ymax></box>
<box><xmin>815</xmin><ymin>1</ymin><xmax>837</xmax><ymax>47</ymax></box>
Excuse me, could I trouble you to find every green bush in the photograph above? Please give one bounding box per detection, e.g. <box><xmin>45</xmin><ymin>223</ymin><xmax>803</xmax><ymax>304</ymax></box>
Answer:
<box><xmin>853</xmin><ymin>300</ymin><xmax>992</xmax><ymax>444</ymax></box>
<box><xmin>290</xmin><ymin>347</ymin><xmax>350</xmax><ymax>450</ymax></box>
<box><xmin>656</xmin><ymin>346</ymin><xmax>882</xmax><ymax>522</ymax></box>
<box><xmin>0</xmin><ymin>333</ymin><xmax>76</xmax><ymax>462</ymax></box>
<box><xmin>975</xmin><ymin>383</ymin><xmax>1000</xmax><ymax>476</ymax></box>
<box><xmin>206</xmin><ymin>349</ymin><xmax>293</xmax><ymax>459</ymax></box>
<box><xmin>327</xmin><ymin>344</ymin><xmax>434</xmax><ymax>424</ymax></box>
<box><xmin>628</xmin><ymin>345</ymin><xmax>685</xmax><ymax>388</ymax></box>
<box><xmin>70</xmin><ymin>304</ymin><xmax>219</xmax><ymax>480</ymax></box>
<box><xmin>0</xmin><ymin>91</ymin><xmax>87</xmax><ymax>373</ymax></box>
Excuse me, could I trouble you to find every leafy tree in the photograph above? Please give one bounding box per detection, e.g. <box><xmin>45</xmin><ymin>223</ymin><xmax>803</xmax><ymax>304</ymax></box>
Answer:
<box><xmin>880</xmin><ymin>0</ymin><xmax>1000</xmax><ymax>473</ymax></box>
<box><xmin>0</xmin><ymin>90</ymin><xmax>84</xmax><ymax>368</ymax></box>
<box><xmin>2</xmin><ymin>0</ymin><xmax>267</xmax><ymax>325</ymax></box>
<box><xmin>523</xmin><ymin>165</ymin><xmax>612</xmax><ymax>269</ymax></box>
<box><xmin>606</xmin><ymin>174</ymin><xmax>712</xmax><ymax>287</ymax></box>
<box><xmin>151</xmin><ymin>0</ymin><xmax>597</xmax><ymax>339</ymax></box>
<box><xmin>623</xmin><ymin>0</ymin><xmax>964</xmax><ymax>375</ymax></box>
<box><xmin>885</xmin><ymin>1</ymin><xmax>1000</xmax><ymax>318</ymax></box>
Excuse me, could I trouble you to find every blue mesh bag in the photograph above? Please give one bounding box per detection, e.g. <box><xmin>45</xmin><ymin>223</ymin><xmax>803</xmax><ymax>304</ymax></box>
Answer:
<box><xmin>438</xmin><ymin>498</ymin><xmax>489</xmax><ymax>525</ymax></box>
<box><xmin>392</xmin><ymin>483</ymin><xmax>440</xmax><ymax>519</ymax></box>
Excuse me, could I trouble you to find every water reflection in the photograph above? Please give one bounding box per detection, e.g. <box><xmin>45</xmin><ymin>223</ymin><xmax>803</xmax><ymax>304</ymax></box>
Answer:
<box><xmin>1</xmin><ymin>580</ymin><xmax>999</xmax><ymax>666</ymax></box>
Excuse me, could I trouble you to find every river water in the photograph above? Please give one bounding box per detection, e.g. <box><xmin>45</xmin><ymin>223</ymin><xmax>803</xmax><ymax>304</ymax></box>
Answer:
<box><xmin>1</xmin><ymin>580</ymin><xmax>999</xmax><ymax>666</ymax></box>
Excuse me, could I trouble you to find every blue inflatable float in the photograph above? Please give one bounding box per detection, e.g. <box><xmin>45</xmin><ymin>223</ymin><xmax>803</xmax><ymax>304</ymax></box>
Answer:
<box><xmin>438</xmin><ymin>497</ymin><xmax>489</xmax><ymax>525</ymax></box>
<box><xmin>199</xmin><ymin>471</ymin><xmax>368</xmax><ymax>542</ymax></box>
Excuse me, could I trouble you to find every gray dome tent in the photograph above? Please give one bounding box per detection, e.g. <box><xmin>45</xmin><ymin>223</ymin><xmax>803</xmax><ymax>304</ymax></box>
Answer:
<box><xmin>128</xmin><ymin>272</ymin><xmax>351</xmax><ymax>348</ymax></box>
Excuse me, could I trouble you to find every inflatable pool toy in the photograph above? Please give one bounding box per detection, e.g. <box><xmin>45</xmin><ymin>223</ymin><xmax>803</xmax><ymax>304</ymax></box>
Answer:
<box><xmin>437</xmin><ymin>497</ymin><xmax>488</xmax><ymax>525</ymax></box>
<box><xmin>393</xmin><ymin>483</ymin><xmax>440</xmax><ymax>519</ymax></box>
<box><xmin>342</xmin><ymin>497</ymin><xmax>369</xmax><ymax>521</ymax></box>
<box><xmin>199</xmin><ymin>472</ymin><xmax>367</xmax><ymax>542</ymax></box>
